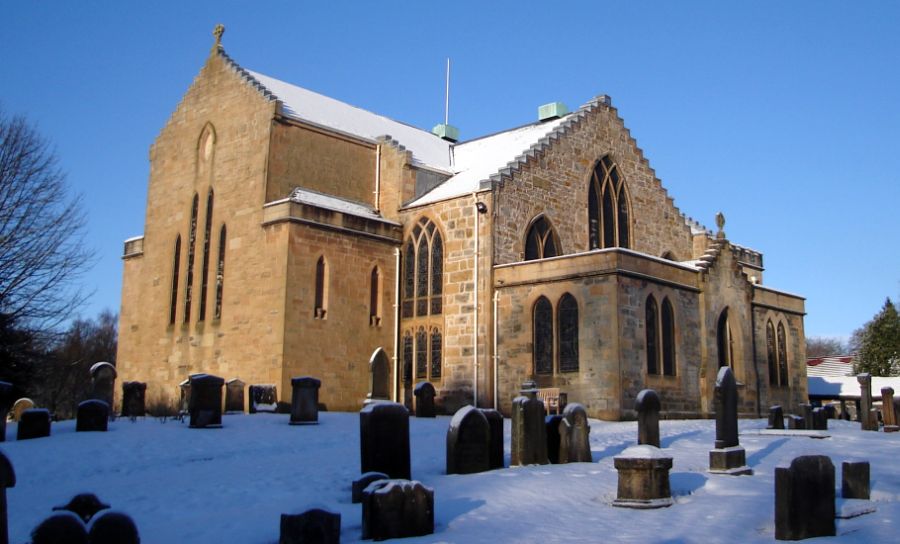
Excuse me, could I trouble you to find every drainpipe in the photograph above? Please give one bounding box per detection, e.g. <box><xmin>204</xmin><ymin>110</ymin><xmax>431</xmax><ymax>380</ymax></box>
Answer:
<box><xmin>493</xmin><ymin>289</ymin><xmax>500</xmax><ymax>410</ymax></box>
<box><xmin>751</xmin><ymin>302</ymin><xmax>761</xmax><ymax>417</ymax></box>
<box><xmin>374</xmin><ymin>144</ymin><xmax>381</xmax><ymax>213</ymax></box>
<box><xmin>392</xmin><ymin>247</ymin><xmax>400</xmax><ymax>402</ymax></box>
<box><xmin>472</xmin><ymin>193</ymin><xmax>480</xmax><ymax>408</ymax></box>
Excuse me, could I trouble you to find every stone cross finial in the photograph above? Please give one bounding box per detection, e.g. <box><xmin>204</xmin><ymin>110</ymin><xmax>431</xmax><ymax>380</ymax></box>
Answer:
<box><xmin>715</xmin><ymin>212</ymin><xmax>726</xmax><ymax>239</ymax></box>
<box><xmin>212</xmin><ymin>24</ymin><xmax>225</xmax><ymax>51</ymax></box>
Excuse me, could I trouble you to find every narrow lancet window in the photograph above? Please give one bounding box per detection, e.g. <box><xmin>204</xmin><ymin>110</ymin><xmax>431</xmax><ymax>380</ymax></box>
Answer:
<box><xmin>534</xmin><ymin>296</ymin><xmax>553</xmax><ymax>374</ymax></box>
<box><xmin>314</xmin><ymin>256</ymin><xmax>327</xmax><ymax>319</ymax></box>
<box><xmin>777</xmin><ymin>322</ymin><xmax>789</xmax><ymax>386</ymax></box>
<box><xmin>430</xmin><ymin>328</ymin><xmax>442</xmax><ymax>379</ymax></box>
<box><xmin>766</xmin><ymin>320</ymin><xmax>778</xmax><ymax>385</ymax></box>
<box><xmin>184</xmin><ymin>194</ymin><xmax>199</xmax><ymax>323</ymax></box>
<box><xmin>717</xmin><ymin>309</ymin><xmax>733</xmax><ymax>368</ymax></box>
<box><xmin>214</xmin><ymin>225</ymin><xmax>226</xmax><ymax>319</ymax></box>
<box><xmin>661</xmin><ymin>298</ymin><xmax>676</xmax><ymax>376</ymax></box>
<box><xmin>646</xmin><ymin>296</ymin><xmax>659</xmax><ymax>374</ymax></box>
<box><xmin>558</xmin><ymin>294</ymin><xmax>579</xmax><ymax>372</ymax></box>
<box><xmin>169</xmin><ymin>235</ymin><xmax>181</xmax><ymax>325</ymax></box>
<box><xmin>199</xmin><ymin>189</ymin><xmax>214</xmax><ymax>321</ymax></box>
<box><xmin>416</xmin><ymin>328</ymin><xmax>427</xmax><ymax>379</ymax></box>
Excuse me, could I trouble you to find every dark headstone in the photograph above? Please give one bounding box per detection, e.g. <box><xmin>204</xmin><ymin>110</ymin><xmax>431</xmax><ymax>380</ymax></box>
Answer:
<box><xmin>545</xmin><ymin>414</ymin><xmax>563</xmax><ymax>464</ymax></box>
<box><xmin>811</xmin><ymin>408</ymin><xmax>828</xmax><ymax>431</ymax></box>
<box><xmin>775</xmin><ymin>455</ymin><xmax>836</xmax><ymax>540</ymax></box>
<box><xmin>559</xmin><ymin>403</ymin><xmax>592</xmax><ymax>463</ymax></box>
<box><xmin>798</xmin><ymin>403</ymin><xmax>813</xmax><ymax>431</ymax></box>
<box><xmin>613</xmin><ymin>446</ymin><xmax>674</xmax><ymax>509</ymax></box>
<box><xmin>88</xmin><ymin>512</ymin><xmax>140</xmax><ymax>544</ymax></box>
<box><xmin>360</xmin><ymin>402</ymin><xmax>411</xmax><ymax>480</ymax></box>
<box><xmin>823</xmin><ymin>404</ymin><xmax>837</xmax><ymax>419</ymax></box>
<box><xmin>121</xmin><ymin>382</ymin><xmax>146</xmax><ymax>418</ymax></box>
<box><xmin>290</xmin><ymin>377</ymin><xmax>321</xmax><ymax>425</ymax></box>
<box><xmin>479</xmin><ymin>409</ymin><xmax>504</xmax><ymax>470</ymax></box>
<box><xmin>0</xmin><ymin>451</ymin><xmax>15</xmax><ymax>544</ymax></box>
<box><xmin>89</xmin><ymin>362</ymin><xmax>117</xmax><ymax>408</ymax></box>
<box><xmin>17</xmin><ymin>408</ymin><xmax>50</xmax><ymax>440</ymax></box>
<box><xmin>635</xmin><ymin>389</ymin><xmax>661</xmax><ymax>447</ymax></box>
<box><xmin>511</xmin><ymin>381</ymin><xmax>548</xmax><ymax>466</ymax></box>
<box><xmin>767</xmin><ymin>405</ymin><xmax>784</xmax><ymax>430</ymax></box>
<box><xmin>189</xmin><ymin>374</ymin><xmax>224</xmax><ymax>428</ymax></box>
<box><xmin>30</xmin><ymin>513</ymin><xmax>88</xmax><ymax>544</ymax></box>
<box><xmin>413</xmin><ymin>382</ymin><xmax>436</xmax><ymax>417</ymax></box>
<box><xmin>841</xmin><ymin>461</ymin><xmax>870</xmax><ymax>500</ymax></box>
<box><xmin>709</xmin><ymin>367</ymin><xmax>750</xmax><ymax>475</ymax></box>
<box><xmin>787</xmin><ymin>415</ymin><xmax>805</xmax><ymax>430</ymax></box>
<box><xmin>361</xmin><ymin>479</ymin><xmax>434</xmax><ymax>541</ymax></box>
<box><xmin>446</xmin><ymin>406</ymin><xmax>490</xmax><ymax>474</ymax></box>
<box><xmin>279</xmin><ymin>508</ymin><xmax>340</xmax><ymax>544</ymax></box>
<box><xmin>367</xmin><ymin>348</ymin><xmax>390</xmax><ymax>402</ymax></box>
<box><xmin>858</xmin><ymin>373</ymin><xmax>876</xmax><ymax>431</ymax></box>
<box><xmin>76</xmin><ymin>400</ymin><xmax>109</xmax><ymax>432</ymax></box>
<box><xmin>10</xmin><ymin>398</ymin><xmax>34</xmax><ymax>422</ymax></box>
<box><xmin>0</xmin><ymin>382</ymin><xmax>12</xmax><ymax>442</ymax></box>
<box><xmin>881</xmin><ymin>387</ymin><xmax>897</xmax><ymax>431</ymax></box>
<box><xmin>352</xmin><ymin>472</ymin><xmax>389</xmax><ymax>504</ymax></box>
<box><xmin>52</xmin><ymin>493</ymin><xmax>111</xmax><ymax>523</ymax></box>
<box><xmin>224</xmin><ymin>378</ymin><xmax>245</xmax><ymax>413</ymax></box>
<box><xmin>249</xmin><ymin>384</ymin><xmax>278</xmax><ymax>414</ymax></box>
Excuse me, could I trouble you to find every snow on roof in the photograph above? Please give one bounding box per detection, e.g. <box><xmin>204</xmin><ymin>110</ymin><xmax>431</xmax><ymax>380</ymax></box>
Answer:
<box><xmin>807</xmin><ymin>356</ymin><xmax>855</xmax><ymax>378</ymax></box>
<box><xmin>808</xmin><ymin>375</ymin><xmax>900</xmax><ymax>399</ymax></box>
<box><xmin>284</xmin><ymin>187</ymin><xmax>399</xmax><ymax>225</ymax></box>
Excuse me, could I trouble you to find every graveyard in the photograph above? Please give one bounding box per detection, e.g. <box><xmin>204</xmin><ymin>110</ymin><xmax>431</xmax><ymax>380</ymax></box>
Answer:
<box><xmin>3</xmin><ymin>404</ymin><xmax>900</xmax><ymax>543</ymax></box>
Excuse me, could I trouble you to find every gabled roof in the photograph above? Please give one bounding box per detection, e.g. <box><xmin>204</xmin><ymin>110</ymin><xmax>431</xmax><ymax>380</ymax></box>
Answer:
<box><xmin>806</xmin><ymin>356</ymin><xmax>855</xmax><ymax>377</ymax></box>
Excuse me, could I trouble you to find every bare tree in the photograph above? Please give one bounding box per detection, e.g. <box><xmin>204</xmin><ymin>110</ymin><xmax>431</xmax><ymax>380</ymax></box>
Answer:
<box><xmin>806</xmin><ymin>336</ymin><xmax>846</xmax><ymax>358</ymax></box>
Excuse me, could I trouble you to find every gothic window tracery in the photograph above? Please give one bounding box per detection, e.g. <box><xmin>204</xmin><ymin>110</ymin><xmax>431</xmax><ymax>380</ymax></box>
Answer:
<box><xmin>524</xmin><ymin>216</ymin><xmax>559</xmax><ymax>260</ymax></box>
<box><xmin>589</xmin><ymin>155</ymin><xmax>631</xmax><ymax>249</ymax></box>
<box><xmin>401</xmin><ymin>217</ymin><xmax>443</xmax><ymax>318</ymax></box>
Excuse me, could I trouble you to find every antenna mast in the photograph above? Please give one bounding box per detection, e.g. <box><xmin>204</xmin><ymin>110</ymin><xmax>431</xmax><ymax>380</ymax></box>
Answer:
<box><xmin>444</xmin><ymin>58</ymin><xmax>450</xmax><ymax>125</ymax></box>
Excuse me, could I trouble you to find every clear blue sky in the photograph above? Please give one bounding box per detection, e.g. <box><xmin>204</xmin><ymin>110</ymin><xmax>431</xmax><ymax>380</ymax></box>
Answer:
<box><xmin>1</xmin><ymin>1</ymin><xmax>897</xmax><ymax>341</ymax></box>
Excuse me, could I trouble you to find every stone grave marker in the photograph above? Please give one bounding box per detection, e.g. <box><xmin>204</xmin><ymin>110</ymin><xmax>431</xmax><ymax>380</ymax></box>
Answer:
<box><xmin>709</xmin><ymin>366</ymin><xmax>751</xmax><ymax>475</ymax></box>
<box><xmin>0</xmin><ymin>451</ymin><xmax>15</xmax><ymax>544</ymax></box>
<box><xmin>352</xmin><ymin>472</ymin><xmax>389</xmax><ymax>504</ymax></box>
<box><xmin>30</xmin><ymin>513</ymin><xmax>88</xmax><ymax>544</ymax></box>
<box><xmin>446</xmin><ymin>405</ymin><xmax>490</xmax><ymax>474</ymax></box>
<box><xmin>413</xmin><ymin>382</ymin><xmax>436</xmax><ymax>417</ymax></box>
<box><xmin>559</xmin><ymin>403</ymin><xmax>592</xmax><ymax>463</ymax></box>
<box><xmin>823</xmin><ymin>404</ymin><xmax>837</xmax><ymax>419</ymax></box>
<box><xmin>858</xmin><ymin>373</ymin><xmax>876</xmax><ymax>431</ymax></box>
<box><xmin>279</xmin><ymin>508</ymin><xmax>340</xmax><ymax>544</ymax></box>
<box><xmin>367</xmin><ymin>347</ymin><xmax>390</xmax><ymax>403</ymax></box>
<box><xmin>76</xmin><ymin>400</ymin><xmax>109</xmax><ymax>432</ymax></box>
<box><xmin>881</xmin><ymin>387</ymin><xmax>897</xmax><ymax>432</ymax></box>
<box><xmin>787</xmin><ymin>414</ymin><xmax>805</xmax><ymax>430</ymax></box>
<box><xmin>17</xmin><ymin>408</ymin><xmax>50</xmax><ymax>441</ymax></box>
<box><xmin>10</xmin><ymin>398</ymin><xmax>34</xmax><ymax>422</ymax></box>
<box><xmin>88</xmin><ymin>512</ymin><xmax>140</xmax><ymax>544</ymax></box>
<box><xmin>811</xmin><ymin>407</ymin><xmax>828</xmax><ymax>431</ymax></box>
<box><xmin>361</xmin><ymin>479</ymin><xmax>434</xmax><ymax>541</ymax></box>
<box><xmin>189</xmin><ymin>374</ymin><xmax>224</xmax><ymax>428</ymax></box>
<box><xmin>768</xmin><ymin>405</ymin><xmax>784</xmax><ymax>430</ymax></box>
<box><xmin>89</xmin><ymin>362</ymin><xmax>117</xmax><ymax>408</ymax></box>
<box><xmin>613</xmin><ymin>445</ymin><xmax>674</xmax><ymax>509</ymax></box>
<box><xmin>249</xmin><ymin>384</ymin><xmax>278</xmax><ymax>413</ymax></box>
<box><xmin>360</xmin><ymin>402</ymin><xmax>411</xmax><ymax>480</ymax></box>
<box><xmin>52</xmin><ymin>493</ymin><xmax>110</xmax><ymax>523</ymax></box>
<box><xmin>290</xmin><ymin>376</ymin><xmax>321</xmax><ymax>425</ymax></box>
<box><xmin>120</xmin><ymin>382</ymin><xmax>146</xmax><ymax>418</ymax></box>
<box><xmin>545</xmin><ymin>414</ymin><xmax>564</xmax><ymax>464</ymax></box>
<box><xmin>0</xmin><ymin>382</ymin><xmax>12</xmax><ymax>442</ymax></box>
<box><xmin>479</xmin><ymin>408</ymin><xmax>505</xmax><ymax>470</ymax></box>
<box><xmin>799</xmin><ymin>403</ymin><xmax>813</xmax><ymax>430</ymax></box>
<box><xmin>842</xmin><ymin>461</ymin><xmax>870</xmax><ymax>500</ymax></box>
<box><xmin>775</xmin><ymin>455</ymin><xmax>835</xmax><ymax>540</ymax></box>
<box><xmin>636</xmin><ymin>389</ymin><xmax>661</xmax><ymax>447</ymax></box>
<box><xmin>511</xmin><ymin>380</ymin><xmax>548</xmax><ymax>466</ymax></box>
<box><xmin>224</xmin><ymin>378</ymin><xmax>245</xmax><ymax>413</ymax></box>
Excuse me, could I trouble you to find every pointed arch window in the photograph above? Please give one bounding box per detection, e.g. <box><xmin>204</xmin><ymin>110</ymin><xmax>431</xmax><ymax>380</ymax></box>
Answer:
<box><xmin>215</xmin><ymin>225</ymin><xmax>226</xmax><ymax>320</ymax></box>
<box><xmin>558</xmin><ymin>294</ymin><xmax>579</xmax><ymax>372</ymax></box>
<box><xmin>524</xmin><ymin>216</ymin><xmax>559</xmax><ymax>260</ymax></box>
<box><xmin>184</xmin><ymin>194</ymin><xmax>199</xmax><ymax>323</ymax></box>
<box><xmin>766</xmin><ymin>320</ymin><xmax>778</xmax><ymax>386</ymax></box>
<box><xmin>402</xmin><ymin>217</ymin><xmax>443</xmax><ymax>318</ymax></box>
<box><xmin>533</xmin><ymin>296</ymin><xmax>553</xmax><ymax>375</ymax></box>
<box><xmin>430</xmin><ymin>328</ymin><xmax>442</xmax><ymax>379</ymax></box>
<box><xmin>717</xmin><ymin>308</ymin><xmax>733</xmax><ymax>368</ymax></box>
<box><xmin>777</xmin><ymin>321</ymin><xmax>789</xmax><ymax>386</ymax></box>
<box><xmin>199</xmin><ymin>189</ymin><xmax>214</xmax><ymax>322</ymax></box>
<box><xmin>402</xmin><ymin>332</ymin><xmax>414</xmax><ymax>383</ymax></box>
<box><xmin>646</xmin><ymin>296</ymin><xmax>659</xmax><ymax>375</ymax></box>
<box><xmin>589</xmin><ymin>155</ymin><xmax>630</xmax><ymax>249</ymax></box>
<box><xmin>647</xmin><ymin>296</ymin><xmax>676</xmax><ymax>376</ymax></box>
<box><xmin>415</xmin><ymin>328</ymin><xmax>428</xmax><ymax>379</ymax></box>
<box><xmin>369</xmin><ymin>266</ymin><xmax>381</xmax><ymax>326</ymax></box>
<box><xmin>661</xmin><ymin>298</ymin><xmax>676</xmax><ymax>376</ymax></box>
<box><xmin>169</xmin><ymin>235</ymin><xmax>181</xmax><ymax>325</ymax></box>
<box><xmin>314</xmin><ymin>256</ymin><xmax>328</xmax><ymax>319</ymax></box>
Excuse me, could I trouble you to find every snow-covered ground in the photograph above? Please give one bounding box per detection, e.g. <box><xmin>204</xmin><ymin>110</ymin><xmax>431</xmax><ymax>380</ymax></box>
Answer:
<box><xmin>3</xmin><ymin>412</ymin><xmax>898</xmax><ymax>543</ymax></box>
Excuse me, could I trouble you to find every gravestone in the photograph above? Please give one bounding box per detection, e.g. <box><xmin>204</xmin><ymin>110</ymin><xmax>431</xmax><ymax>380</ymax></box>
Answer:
<box><xmin>279</xmin><ymin>508</ymin><xmax>340</xmax><ymax>544</ymax></box>
<box><xmin>0</xmin><ymin>382</ymin><xmax>12</xmax><ymax>442</ymax></box>
<box><xmin>120</xmin><ymin>382</ymin><xmax>146</xmax><ymax>418</ymax></box>
<box><xmin>811</xmin><ymin>407</ymin><xmax>828</xmax><ymax>431</ymax></box>
<box><xmin>613</xmin><ymin>445</ymin><xmax>674</xmax><ymax>509</ymax></box>
<box><xmin>881</xmin><ymin>387</ymin><xmax>897</xmax><ymax>432</ymax></box>
<box><xmin>367</xmin><ymin>347</ymin><xmax>390</xmax><ymax>403</ymax></box>
<box><xmin>30</xmin><ymin>513</ymin><xmax>88</xmax><ymax>544</ymax></box>
<box><xmin>413</xmin><ymin>382</ymin><xmax>436</xmax><ymax>417</ymax></box>
<box><xmin>360</xmin><ymin>402</ymin><xmax>411</xmax><ymax>480</ymax></box>
<box><xmin>768</xmin><ymin>405</ymin><xmax>785</xmax><ymax>430</ymax></box>
<box><xmin>179</xmin><ymin>378</ymin><xmax>191</xmax><ymax>414</ymax></box>
<box><xmin>76</xmin><ymin>400</ymin><xmax>109</xmax><ymax>432</ymax></box>
<box><xmin>479</xmin><ymin>409</ymin><xmax>505</xmax><ymax>470</ymax></box>
<box><xmin>799</xmin><ymin>403</ymin><xmax>813</xmax><ymax>431</ymax></box>
<box><xmin>224</xmin><ymin>378</ymin><xmax>245</xmax><ymax>413</ymax></box>
<box><xmin>249</xmin><ymin>384</ymin><xmax>278</xmax><ymax>413</ymax></box>
<box><xmin>636</xmin><ymin>389</ymin><xmax>661</xmax><ymax>447</ymax></box>
<box><xmin>775</xmin><ymin>455</ymin><xmax>835</xmax><ymax>540</ymax></box>
<box><xmin>708</xmin><ymin>367</ymin><xmax>751</xmax><ymax>475</ymax></box>
<box><xmin>52</xmin><ymin>493</ymin><xmax>110</xmax><ymax>522</ymax></box>
<box><xmin>858</xmin><ymin>373</ymin><xmax>876</xmax><ymax>431</ymax></box>
<box><xmin>189</xmin><ymin>374</ymin><xmax>224</xmax><ymax>428</ymax></box>
<box><xmin>10</xmin><ymin>398</ymin><xmax>34</xmax><ymax>422</ymax></box>
<box><xmin>290</xmin><ymin>377</ymin><xmax>321</xmax><ymax>425</ymax></box>
<box><xmin>352</xmin><ymin>472</ymin><xmax>389</xmax><ymax>504</ymax></box>
<box><xmin>787</xmin><ymin>415</ymin><xmax>805</xmax><ymax>430</ymax></box>
<box><xmin>559</xmin><ymin>403</ymin><xmax>592</xmax><ymax>463</ymax></box>
<box><xmin>446</xmin><ymin>405</ymin><xmax>490</xmax><ymax>474</ymax></box>
<box><xmin>361</xmin><ymin>479</ymin><xmax>434</xmax><ymax>541</ymax></box>
<box><xmin>511</xmin><ymin>380</ymin><xmax>548</xmax><ymax>466</ymax></box>
<box><xmin>823</xmin><ymin>404</ymin><xmax>837</xmax><ymax>419</ymax></box>
<box><xmin>545</xmin><ymin>414</ymin><xmax>564</xmax><ymax>464</ymax></box>
<box><xmin>841</xmin><ymin>461</ymin><xmax>870</xmax><ymax>500</ymax></box>
<box><xmin>89</xmin><ymin>362</ymin><xmax>117</xmax><ymax>408</ymax></box>
<box><xmin>0</xmin><ymin>451</ymin><xmax>15</xmax><ymax>544</ymax></box>
<box><xmin>88</xmin><ymin>512</ymin><xmax>140</xmax><ymax>544</ymax></box>
<box><xmin>17</xmin><ymin>408</ymin><xmax>50</xmax><ymax>440</ymax></box>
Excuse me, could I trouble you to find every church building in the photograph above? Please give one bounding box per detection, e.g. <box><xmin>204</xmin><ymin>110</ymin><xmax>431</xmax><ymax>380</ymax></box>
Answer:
<box><xmin>116</xmin><ymin>28</ymin><xmax>807</xmax><ymax>419</ymax></box>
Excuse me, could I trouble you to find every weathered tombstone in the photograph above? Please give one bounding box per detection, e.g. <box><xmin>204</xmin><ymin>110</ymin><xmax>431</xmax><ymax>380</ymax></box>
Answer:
<box><xmin>352</xmin><ymin>472</ymin><xmax>389</xmax><ymax>504</ymax></box>
<box><xmin>52</xmin><ymin>493</ymin><xmax>110</xmax><ymax>522</ymax></box>
<box><xmin>361</xmin><ymin>479</ymin><xmax>434</xmax><ymax>541</ymax></box>
<box><xmin>768</xmin><ymin>405</ymin><xmax>785</xmax><ymax>430</ymax></box>
<box><xmin>799</xmin><ymin>403</ymin><xmax>814</xmax><ymax>431</ymax></box>
<box><xmin>76</xmin><ymin>400</ymin><xmax>109</xmax><ymax>432</ymax></box>
<box><xmin>811</xmin><ymin>407</ymin><xmax>828</xmax><ymax>431</ymax></box>
<box><xmin>446</xmin><ymin>405</ymin><xmax>490</xmax><ymax>474</ymax></box>
<box><xmin>10</xmin><ymin>398</ymin><xmax>34</xmax><ymax>422</ymax></box>
<box><xmin>17</xmin><ymin>408</ymin><xmax>51</xmax><ymax>440</ymax></box>
<box><xmin>89</xmin><ymin>362</ymin><xmax>117</xmax><ymax>408</ymax></box>
<box><xmin>179</xmin><ymin>378</ymin><xmax>191</xmax><ymax>414</ymax></box>
<box><xmin>413</xmin><ymin>382</ymin><xmax>436</xmax><ymax>417</ymax></box>
<box><xmin>290</xmin><ymin>377</ymin><xmax>321</xmax><ymax>424</ymax></box>
<box><xmin>0</xmin><ymin>451</ymin><xmax>15</xmax><ymax>544</ymax></box>
<box><xmin>120</xmin><ymin>382</ymin><xmax>146</xmax><ymax>418</ymax></box>
<box><xmin>841</xmin><ymin>461</ymin><xmax>870</xmax><ymax>500</ymax></box>
<box><xmin>775</xmin><ymin>455</ymin><xmax>836</xmax><ymax>540</ymax></box>
<box><xmin>823</xmin><ymin>404</ymin><xmax>837</xmax><ymax>419</ymax></box>
<box><xmin>479</xmin><ymin>409</ymin><xmax>505</xmax><ymax>470</ymax></box>
<box><xmin>0</xmin><ymin>382</ymin><xmax>12</xmax><ymax>443</ymax></box>
<box><xmin>224</xmin><ymin>378</ymin><xmax>245</xmax><ymax>413</ymax></box>
<box><xmin>30</xmin><ymin>513</ymin><xmax>88</xmax><ymax>544</ymax></box>
<box><xmin>88</xmin><ymin>512</ymin><xmax>140</xmax><ymax>544</ymax></box>
<box><xmin>366</xmin><ymin>347</ymin><xmax>390</xmax><ymax>403</ymax></box>
<box><xmin>787</xmin><ymin>415</ymin><xmax>805</xmax><ymax>430</ymax></box>
<box><xmin>558</xmin><ymin>403</ymin><xmax>592</xmax><ymax>463</ymax></box>
<box><xmin>545</xmin><ymin>414</ymin><xmax>564</xmax><ymax>464</ymax></box>
<box><xmin>249</xmin><ymin>384</ymin><xmax>278</xmax><ymax>413</ymax></box>
<box><xmin>708</xmin><ymin>367</ymin><xmax>751</xmax><ymax>475</ymax></box>
<box><xmin>636</xmin><ymin>389</ymin><xmax>661</xmax><ymax>447</ymax></box>
<box><xmin>279</xmin><ymin>508</ymin><xmax>340</xmax><ymax>544</ymax></box>
<box><xmin>613</xmin><ymin>445</ymin><xmax>674</xmax><ymax>509</ymax></box>
<box><xmin>189</xmin><ymin>374</ymin><xmax>224</xmax><ymax>428</ymax></box>
<box><xmin>881</xmin><ymin>387</ymin><xmax>897</xmax><ymax>432</ymax></box>
<box><xmin>360</xmin><ymin>402</ymin><xmax>411</xmax><ymax>479</ymax></box>
<box><xmin>510</xmin><ymin>380</ymin><xmax>548</xmax><ymax>466</ymax></box>
<box><xmin>858</xmin><ymin>373</ymin><xmax>876</xmax><ymax>431</ymax></box>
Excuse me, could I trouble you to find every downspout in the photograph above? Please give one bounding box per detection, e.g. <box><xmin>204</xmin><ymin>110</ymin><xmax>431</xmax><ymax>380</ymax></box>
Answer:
<box><xmin>374</xmin><ymin>144</ymin><xmax>381</xmax><ymax>213</ymax></box>
<box><xmin>493</xmin><ymin>289</ymin><xmax>500</xmax><ymax>410</ymax></box>
<box><xmin>751</xmin><ymin>298</ymin><xmax>761</xmax><ymax>417</ymax></box>
<box><xmin>472</xmin><ymin>193</ymin><xmax>479</xmax><ymax>408</ymax></box>
<box><xmin>392</xmin><ymin>247</ymin><xmax>400</xmax><ymax>402</ymax></box>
